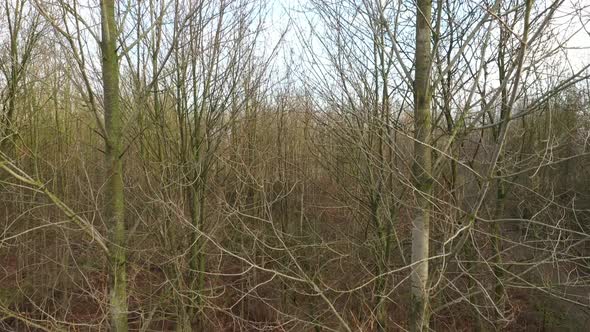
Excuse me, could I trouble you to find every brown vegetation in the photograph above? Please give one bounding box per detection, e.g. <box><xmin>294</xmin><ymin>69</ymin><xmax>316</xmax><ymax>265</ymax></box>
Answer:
<box><xmin>1</xmin><ymin>0</ymin><xmax>590</xmax><ymax>331</ymax></box>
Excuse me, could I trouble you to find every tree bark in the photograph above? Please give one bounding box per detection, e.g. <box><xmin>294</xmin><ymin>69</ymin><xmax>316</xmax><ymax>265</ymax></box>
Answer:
<box><xmin>101</xmin><ymin>0</ymin><xmax>128</xmax><ymax>330</ymax></box>
<box><xmin>411</xmin><ymin>0</ymin><xmax>432</xmax><ymax>330</ymax></box>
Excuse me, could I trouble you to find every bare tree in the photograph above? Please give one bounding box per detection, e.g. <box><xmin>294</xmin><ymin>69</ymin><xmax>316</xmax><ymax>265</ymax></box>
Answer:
<box><xmin>411</xmin><ymin>0</ymin><xmax>432</xmax><ymax>330</ymax></box>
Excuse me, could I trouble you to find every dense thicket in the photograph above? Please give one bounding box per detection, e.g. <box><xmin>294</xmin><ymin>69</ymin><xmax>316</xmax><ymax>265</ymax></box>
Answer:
<box><xmin>1</xmin><ymin>0</ymin><xmax>590</xmax><ymax>331</ymax></box>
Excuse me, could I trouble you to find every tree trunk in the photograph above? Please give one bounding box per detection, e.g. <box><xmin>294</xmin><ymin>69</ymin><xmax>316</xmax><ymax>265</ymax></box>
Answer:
<box><xmin>101</xmin><ymin>1</ymin><xmax>128</xmax><ymax>330</ymax></box>
<box><xmin>411</xmin><ymin>0</ymin><xmax>432</xmax><ymax>330</ymax></box>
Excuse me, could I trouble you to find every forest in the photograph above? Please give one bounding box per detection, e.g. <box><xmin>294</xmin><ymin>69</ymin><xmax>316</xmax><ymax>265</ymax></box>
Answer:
<box><xmin>1</xmin><ymin>0</ymin><xmax>590</xmax><ymax>331</ymax></box>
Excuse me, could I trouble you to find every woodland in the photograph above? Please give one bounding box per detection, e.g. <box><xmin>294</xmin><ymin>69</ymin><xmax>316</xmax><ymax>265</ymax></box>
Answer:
<box><xmin>1</xmin><ymin>0</ymin><xmax>590</xmax><ymax>331</ymax></box>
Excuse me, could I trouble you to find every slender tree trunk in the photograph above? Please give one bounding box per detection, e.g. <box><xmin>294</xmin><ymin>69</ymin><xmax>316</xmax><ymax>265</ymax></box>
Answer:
<box><xmin>101</xmin><ymin>1</ymin><xmax>127</xmax><ymax>330</ymax></box>
<box><xmin>491</xmin><ymin>21</ymin><xmax>509</xmax><ymax>327</ymax></box>
<box><xmin>411</xmin><ymin>0</ymin><xmax>432</xmax><ymax>330</ymax></box>
<box><xmin>1</xmin><ymin>0</ymin><xmax>20</xmax><ymax>157</ymax></box>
